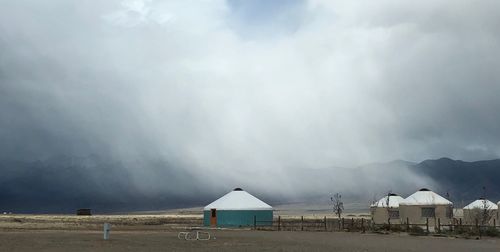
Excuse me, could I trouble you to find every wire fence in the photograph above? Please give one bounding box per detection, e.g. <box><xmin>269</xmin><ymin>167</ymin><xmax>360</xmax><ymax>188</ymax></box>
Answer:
<box><xmin>253</xmin><ymin>216</ymin><xmax>368</xmax><ymax>232</ymax></box>
<box><xmin>252</xmin><ymin>216</ymin><xmax>500</xmax><ymax>237</ymax></box>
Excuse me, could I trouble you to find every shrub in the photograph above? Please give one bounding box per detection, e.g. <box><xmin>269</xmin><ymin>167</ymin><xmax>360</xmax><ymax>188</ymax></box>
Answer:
<box><xmin>483</xmin><ymin>227</ymin><xmax>499</xmax><ymax>237</ymax></box>
<box><xmin>390</xmin><ymin>225</ymin><xmax>403</xmax><ymax>232</ymax></box>
<box><xmin>454</xmin><ymin>226</ymin><xmax>478</xmax><ymax>238</ymax></box>
<box><xmin>409</xmin><ymin>225</ymin><xmax>426</xmax><ymax>235</ymax></box>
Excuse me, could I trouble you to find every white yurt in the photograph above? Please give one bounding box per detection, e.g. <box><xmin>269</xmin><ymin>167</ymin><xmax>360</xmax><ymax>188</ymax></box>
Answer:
<box><xmin>203</xmin><ymin>188</ymin><xmax>273</xmax><ymax>227</ymax></box>
<box><xmin>370</xmin><ymin>193</ymin><xmax>405</xmax><ymax>224</ymax></box>
<box><xmin>399</xmin><ymin>188</ymin><xmax>453</xmax><ymax>227</ymax></box>
<box><xmin>463</xmin><ymin>198</ymin><xmax>498</xmax><ymax>225</ymax></box>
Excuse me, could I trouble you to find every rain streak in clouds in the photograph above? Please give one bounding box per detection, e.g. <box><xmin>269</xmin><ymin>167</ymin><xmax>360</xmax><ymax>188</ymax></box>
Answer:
<box><xmin>1</xmin><ymin>0</ymin><xmax>500</xmax><ymax>209</ymax></box>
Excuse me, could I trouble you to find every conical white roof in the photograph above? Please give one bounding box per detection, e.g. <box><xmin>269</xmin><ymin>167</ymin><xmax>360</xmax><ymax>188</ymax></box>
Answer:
<box><xmin>371</xmin><ymin>194</ymin><xmax>405</xmax><ymax>208</ymax></box>
<box><xmin>399</xmin><ymin>188</ymin><xmax>452</xmax><ymax>206</ymax></box>
<box><xmin>204</xmin><ymin>188</ymin><xmax>273</xmax><ymax>211</ymax></box>
<box><xmin>464</xmin><ymin>199</ymin><xmax>498</xmax><ymax>210</ymax></box>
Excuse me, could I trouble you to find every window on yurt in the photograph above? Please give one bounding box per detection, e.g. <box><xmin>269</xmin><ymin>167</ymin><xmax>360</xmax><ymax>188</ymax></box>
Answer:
<box><xmin>421</xmin><ymin>207</ymin><xmax>435</xmax><ymax>217</ymax></box>
<box><xmin>388</xmin><ymin>210</ymin><xmax>399</xmax><ymax>219</ymax></box>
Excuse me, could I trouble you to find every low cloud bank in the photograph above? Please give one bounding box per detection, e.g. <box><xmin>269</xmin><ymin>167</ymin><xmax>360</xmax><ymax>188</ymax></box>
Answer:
<box><xmin>1</xmin><ymin>1</ymin><xmax>500</xmax><ymax>212</ymax></box>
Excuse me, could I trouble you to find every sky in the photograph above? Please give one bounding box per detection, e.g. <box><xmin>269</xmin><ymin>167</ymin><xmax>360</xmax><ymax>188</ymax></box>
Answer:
<box><xmin>1</xmin><ymin>0</ymin><xmax>500</xmax><ymax>209</ymax></box>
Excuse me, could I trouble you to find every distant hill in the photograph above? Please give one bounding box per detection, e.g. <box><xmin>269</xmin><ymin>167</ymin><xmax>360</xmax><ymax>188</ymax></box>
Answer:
<box><xmin>0</xmin><ymin>156</ymin><xmax>499</xmax><ymax>213</ymax></box>
<box><xmin>408</xmin><ymin>158</ymin><xmax>500</xmax><ymax>206</ymax></box>
<box><xmin>265</xmin><ymin>158</ymin><xmax>500</xmax><ymax>207</ymax></box>
<box><xmin>0</xmin><ymin>156</ymin><xmax>214</xmax><ymax>213</ymax></box>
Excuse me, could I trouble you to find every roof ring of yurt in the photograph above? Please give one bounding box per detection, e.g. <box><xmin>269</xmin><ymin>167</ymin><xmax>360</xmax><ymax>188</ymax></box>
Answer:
<box><xmin>388</xmin><ymin>193</ymin><xmax>399</xmax><ymax>196</ymax></box>
<box><xmin>419</xmin><ymin>188</ymin><xmax>430</xmax><ymax>191</ymax></box>
<box><xmin>233</xmin><ymin>188</ymin><xmax>243</xmax><ymax>191</ymax></box>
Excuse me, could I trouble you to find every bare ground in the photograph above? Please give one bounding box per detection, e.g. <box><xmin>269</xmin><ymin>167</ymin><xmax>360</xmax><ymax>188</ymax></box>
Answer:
<box><xmin>1</xmin><ymin>229</ymin><xmax>500</xmax><ymax>252</ymax></box>
<box><xmin>0</xmin><ymin>214</ymin><xmax>499</xmax><ymax>251</ymax></box>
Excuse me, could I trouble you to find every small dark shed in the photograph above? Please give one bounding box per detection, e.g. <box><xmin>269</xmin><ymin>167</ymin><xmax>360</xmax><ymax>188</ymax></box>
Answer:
<box><xmin>76</xmin><ymin>209</ymin><xmax>92</xmax><ymax>216</ymax></box>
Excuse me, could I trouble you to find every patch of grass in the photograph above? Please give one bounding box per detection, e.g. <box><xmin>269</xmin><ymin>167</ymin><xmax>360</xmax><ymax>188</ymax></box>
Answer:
<box><xmin>144</xmin><ymin>219</ymin><xmax>170</xmax><ymax>225</ymax></box>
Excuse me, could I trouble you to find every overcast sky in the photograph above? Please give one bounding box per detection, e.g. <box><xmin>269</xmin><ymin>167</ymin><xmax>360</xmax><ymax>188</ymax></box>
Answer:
<box><xmin>1</xmin><ymin>1</ymin><xmax>500</xmax><ymax>202</ymax></box>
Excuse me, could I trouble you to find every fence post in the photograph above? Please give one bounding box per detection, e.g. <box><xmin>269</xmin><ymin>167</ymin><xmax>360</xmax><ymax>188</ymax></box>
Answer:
<box><xmin>301</xmin><ymin>216</ymin><xmax>304</xmax><ymax>231</ymax></box>
<box><xmin>459</xmin><ymin>218</ymin><xmax>462</xmax><ymax>226</ymax></box>
<box><xmin>388</xmin><ymin>218</ymin><xmax>391</xmax><ymax>231</ymax></box>
<box><xmin>437</xmin><ymin>218</ymin><xmax>441</xmax><ymax>233</ymax></box>
<box><xmin>254</xmin><ymin>215</ymin><xmax>256</xmax><ymax>230</ymax></box>
<box><xmin>426</xmin><ymin>218</ymin><xmax>429</xmax><ymax>233</ymax></box>
<box><xmin>341</xmin><ymin>218</ymin><xmax>344</xmax><ymax>230</ymax></box>
<box><xmin>406</xmin><ymin>217</ymin><xmax>409</xmax><ymax>232</ymax></box>
<box><xmin>476</xmin><ymin>218</ymin><xmax>480</xmax><ymax>238</ymax></box>
<box><xmin>494</xmin><ymin>218</ymin><xmax>496</xmax><ymax>227</ymax></box>
<box><xmin>324</xmin><ymin>216</ymin><xmax>327</xmax><ymax>231</ymax></box>
<box><xmin>476</xmin><ymin>218</ymin><xmax>481</xmax><ymax>238</ymax></box>
<box><xmin>103</xmin><ymin>223</ymin><xmax>111</xmax><ymax>240</ymax></box>
<box><xmin>361</xmin><ymin>218</ymin><xmax>365</xmax><ymax>233</ymax></box>
<box><xmin>278</xmin><ymin>216</ymin><xmax>281</xmax><ymax>231</ymax></box>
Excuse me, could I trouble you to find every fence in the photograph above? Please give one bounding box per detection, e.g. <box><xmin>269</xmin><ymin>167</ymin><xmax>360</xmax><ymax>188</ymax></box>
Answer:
<box><xmin>253</xmin><ymin>216</ymin><xmax>369</xmax><ymax>232</ymax></box>
<box><xmin>253</xmin><ymin>216</ymin><xmax>500</xmax><ymax>235</ymax></box>
<box><xmin>367</xmin><ymin>217</ymin><xmax>500</xmax><ymax>238</ymax></box>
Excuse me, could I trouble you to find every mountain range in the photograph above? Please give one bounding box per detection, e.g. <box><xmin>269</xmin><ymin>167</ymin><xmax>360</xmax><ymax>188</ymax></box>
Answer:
<box><xmin>0</xmin><ymin>156</ymin><xmax>498</xmax><ymax>213</ymax></box>
<box><xmin>408</xmin><ymin>157</ymin><xmax>500</xmax><ymax>206</ymax></box>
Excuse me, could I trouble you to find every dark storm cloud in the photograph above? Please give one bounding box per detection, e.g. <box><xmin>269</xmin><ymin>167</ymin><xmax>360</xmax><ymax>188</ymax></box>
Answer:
<box><xmin>1</xmin><ymin>0</ymin><xmax>500</xmax><ymax>211</ymax></box>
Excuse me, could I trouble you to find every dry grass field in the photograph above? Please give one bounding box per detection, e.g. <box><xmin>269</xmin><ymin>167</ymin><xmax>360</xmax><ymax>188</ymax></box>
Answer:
<box><xmin>1</xmin><ymin>213</ymin><xmax>499</xmax><ymax>251</ymax></box>
<box><xmin>0</xmin><ymin>213</ymin><xmax>203</xmax><ymax>231</ymax></box>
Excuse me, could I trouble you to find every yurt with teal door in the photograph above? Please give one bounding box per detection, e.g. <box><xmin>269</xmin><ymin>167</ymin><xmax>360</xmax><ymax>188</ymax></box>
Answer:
<box><xmin>204</xmin><ymin>188</ymin><xmax>273</xmax><ymax>227</ymax></box>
